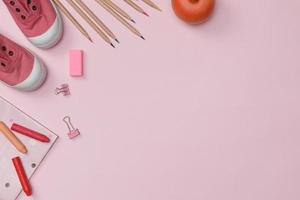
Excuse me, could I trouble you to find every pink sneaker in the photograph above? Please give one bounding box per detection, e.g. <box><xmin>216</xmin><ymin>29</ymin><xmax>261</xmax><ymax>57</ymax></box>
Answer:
<box><xmin>3</xmin><ymin>0</ymin><xmax>63</xmax><ymax>49</ymax></box>
<box><xmin>0</xmin><ymin>34</ymin><xmax>47</xmax><ymax>91</ymax></box>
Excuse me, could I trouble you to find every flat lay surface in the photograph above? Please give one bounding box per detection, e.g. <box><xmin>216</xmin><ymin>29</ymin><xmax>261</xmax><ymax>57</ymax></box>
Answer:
<box><xmin>1</xmin><ymin>0</ymin><xmax>300</xmax><ymax>199</ymax></box>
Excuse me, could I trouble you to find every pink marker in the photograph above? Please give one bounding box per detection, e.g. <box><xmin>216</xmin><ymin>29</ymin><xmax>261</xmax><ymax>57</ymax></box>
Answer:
<box><xmin>69</xmin><ymin>49</ymin><xmax>83</xmax><ymax>77</ymax></box>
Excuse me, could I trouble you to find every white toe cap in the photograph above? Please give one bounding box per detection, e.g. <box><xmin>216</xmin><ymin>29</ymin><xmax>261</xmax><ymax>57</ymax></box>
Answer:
<box><xmin>13</xmin><ymin>56</ymin><xmax>47</xmax><ymax>91</ymax></box>
<box><xmin>28</xmin><ymin>9</ymin><xmax>63</xmax><ymax>49</ymax></box>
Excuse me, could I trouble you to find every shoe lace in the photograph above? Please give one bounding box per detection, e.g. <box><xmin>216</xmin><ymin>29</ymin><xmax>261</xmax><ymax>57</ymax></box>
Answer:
<box><xmin>5</xmin><ymin>0</ymin><xmax>41</xmax><ymax>24</ymax></box>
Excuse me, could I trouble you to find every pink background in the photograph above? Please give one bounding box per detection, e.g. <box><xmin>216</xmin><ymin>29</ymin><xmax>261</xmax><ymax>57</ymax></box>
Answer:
<box><xmin>1</xmin><ymin>0</ymin><xmax>300</xmax><ymax>199</ymax></box>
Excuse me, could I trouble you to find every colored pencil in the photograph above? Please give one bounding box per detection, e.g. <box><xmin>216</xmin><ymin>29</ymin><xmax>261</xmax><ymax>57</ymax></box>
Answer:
<box><xmin>102</xmin><ymin>0</ymin><xmax>136</xmax><ymax>23</ymax></box>
<box><xmin>141</xmin><ymin>0</ymin><xmax>161</xmax><ymax>11</ymax></box>
<box><xmin>124</xmin><ymin>0</ymin><xmax>149</xmax><ymax>16</ymax></box>
<box><xmin>66</xmin><ymin>0</ymin><xmax>115</xmax><ymax>47</ymax></box>
<box><xmin>74</xmin><ymin>0</ymin><xmax>119</xmax><ymax>43</ymax></box>
<box><xmin>52</xmin><ymin>0</ymin><xmax>93</xmax><ymax>42</ymax></box>
<box><xmin>96</xmin><ymin>0</ymin><xmax>145</xmax><ymax>39</ymax></box>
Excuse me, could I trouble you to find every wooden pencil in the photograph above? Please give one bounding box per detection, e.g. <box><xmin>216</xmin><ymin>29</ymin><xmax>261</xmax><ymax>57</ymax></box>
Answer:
<box><xmin>52</xmin><ymin>0</ymin><xmax>93</xmax><ymax>42</ymax></box>
<box><xmin>66</xmin><ymin>0</ymin><xmax>115</xmax><ymax>47</ymax></box>
<box><xmin>123</xmin><ymin>0</ymin><xmax>149</xmax><ymax>16</ymax></box>
<box><xmin>102</xmin><ymin>0</ymin><xmax>136</xmax><ymax>23</ymax></box>
<box><xmin>141</xmin><ymin>0</ymin><xmax>161</xmax><ymax>11</ymax></box>
<box><xmin>74</xmin><ymin>0</ymin><xmax>119</xmax><ymax>43</ymax></box>
<box><xmin>96</xmin><ymin>0</ymin><xmax>144</xmax><ymax>40</ymax></box>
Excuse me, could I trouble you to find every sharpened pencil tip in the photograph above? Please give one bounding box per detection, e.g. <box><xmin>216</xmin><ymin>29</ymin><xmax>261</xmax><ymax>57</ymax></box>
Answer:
<box><xmin>110</xmin><ymin>43</ymin><xmax>115</xmax><ymax>48</ymax></box>
<box><xmin>152</xmin><ymin>5</ymin><xmax>162</xmax><ymax>12</ymax></box>
<box><xmin>88</xmin><ymin>37</ymin><xmax>93</xmax><ymax>43</ymax></box>
<box><xmin>115</xmin><ymin>39</ymin><xmax>120</xmax><ymax>43</ymax></box>
<box><xmin>140</xmin><ymin>36</ymin><xmax>145</xmax><ymax>40</ymax></box>
<box><xmin>131</xmin><ymin>19</ymin><xmax>136</xmax><ymax>23</ymax></box>
<box><xmin>143</xmin><ymin>11</ymin><xmax>149</xmax><ymax>17</ymax></box>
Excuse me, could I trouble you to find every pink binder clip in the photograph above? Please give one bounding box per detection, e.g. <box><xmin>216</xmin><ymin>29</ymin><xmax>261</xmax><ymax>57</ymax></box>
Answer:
<box><xmin>55</xmin><ymin>84</ymin><xmax>70</xmax><ymax>96</ymax></box>
<box><xmin>63</xmin><ymin>116</ymin><xmax>80</xmax><ymax>139</ymax></box>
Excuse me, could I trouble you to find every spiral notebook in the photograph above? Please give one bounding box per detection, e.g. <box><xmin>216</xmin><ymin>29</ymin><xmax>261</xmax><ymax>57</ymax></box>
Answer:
<box><xmin>0</xmin><ymin>96</ymin><xmax>58</xmax><ymax>200</ymax></box>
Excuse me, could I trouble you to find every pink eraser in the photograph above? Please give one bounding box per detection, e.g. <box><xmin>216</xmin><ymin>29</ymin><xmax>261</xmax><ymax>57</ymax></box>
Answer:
<box><xmin>69</xmin><ymin>49</ymin><xmax>83</xmax><ymax>77</ymax></box>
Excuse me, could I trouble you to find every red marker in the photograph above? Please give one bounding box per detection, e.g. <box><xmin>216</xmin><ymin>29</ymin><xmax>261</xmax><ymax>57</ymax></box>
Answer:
<box><xmin>12</xmin><ymin>157</ymin><xmax>32</xmax><ymax>196</ymax></box>
<box><xmin>11</xmin><ymin>123</ymin><xmax>50</xmax><ymax>143</ymax></box>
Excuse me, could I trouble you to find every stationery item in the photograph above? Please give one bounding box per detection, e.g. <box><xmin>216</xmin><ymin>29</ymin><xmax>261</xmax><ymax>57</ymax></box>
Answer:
<box><xmin>75</xmin><ymin>0</ymin><xmax>119</xmax><ymax>43</ymax></box>
<box><xmin>63</xmin><ymin>116</ymin><xmax>80</xmax><ymax>139</ymax></box>
<box><xmin>102</xmin><ymin>0</ymin><xmax>136</xmax><ymax>23</ymax></box>
<box><xmin>70</xmin><ymin>49</ymin><xmax>84</xmax><ymax>77</ymax></box>
<box><xmin>55</xmin><ymin>84</ymin><xmax>71</xmax><ymax>96</ymax></box>
<box><xmin>0</xmin><ymin>34</ymin><xmax>47</xmax><ymax>92</ymax></box>
<box><xmin>124</xmin><ymin>0</ymin><xmax>149</xmax><ymax>16</ymax></box>
<box><xmin>52</xmin><ymin>0</ymin><xmax>93</xmax><ymax>42</ymax></box>
<box><xmin>11</xmin><ymin>123</ymin><xmax>50</xmax><ymax>143</ymax></box>
<box><xmin>141</xmin><ymin>0</ymin><xmax>161</xmax><ymax>11</ymax></box>
<box><xmin>96</xmin><ymin>0</ymin><xmax>145</xmax><ymax>40</ymax></box>
<box><xmin>3</xmin><ymin>0</ymin><xmax>63</xmax><ymax>49</ymax></box>
<box><xmin>0</xmin><ymin>121</ymin><xmax>27</xmax><ymax>154</ymax></box>
<box><xmin>0</xmin><ymin>96</ymin><xmax>58</xmax><ymax>200</ymax></box>
<box><xmin>12</xmin><ymin>157</ymin><xmax>32</xmax><ymax>196</ymax></box>
<box><xmin>66</xmin><ymin>0</ymin><xmax>115</xmax><ymax>47</ymax></box>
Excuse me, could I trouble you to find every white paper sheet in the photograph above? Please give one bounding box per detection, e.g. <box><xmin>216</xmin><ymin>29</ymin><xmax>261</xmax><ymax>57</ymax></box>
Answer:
<box><xmin>0</xmin><ymin>96</ymin><xmax>58</xmax><ymax>200</ymax></box>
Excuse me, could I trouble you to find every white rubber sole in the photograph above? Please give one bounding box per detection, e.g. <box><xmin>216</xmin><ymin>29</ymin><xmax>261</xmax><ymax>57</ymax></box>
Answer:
<box><xmin>28</xmin><ymin>1</ymin><xmax>63</xmax><ymax>49</ymax></box>
<box><xmin>13</xmin><ymin>56</ymin><xmax>47</xmax><ymax>91</ymax></box>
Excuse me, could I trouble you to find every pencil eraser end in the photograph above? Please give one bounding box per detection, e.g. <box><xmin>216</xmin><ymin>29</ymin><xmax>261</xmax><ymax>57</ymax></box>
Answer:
<box><xmin>69</xmin><ymin>49</ymin><xmax>83</xmax><ymax>77</ymax></box>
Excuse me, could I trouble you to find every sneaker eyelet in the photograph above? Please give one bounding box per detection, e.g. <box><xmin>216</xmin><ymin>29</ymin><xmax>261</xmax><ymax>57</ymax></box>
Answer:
<box><xmin>15</xmin><ymin>8</ymin><xmax>20</xmax><ymax>12</ymax></box>
<box><xmin>32</xmin><ymin>5</ymin><xmax>37</xmax><ymax>11</ymax></box>
<box><xmin>21</xmin><ymin>15</ymin><xmax>26</xmax><ymax>20</ymax></box>
<box><xmin>8</xmin><ymin>51</ymin><xmax>14</xmax><ymax>56</ymax></box>
<box><xmin>27</xmin><ymin>0</ymin><xmax>32</xmax><ymax>4</ymax></box>
<box><xmin>10</xmin><ymin>1</ymin><xmax>15</xmax><ymax>6</ymax></box>
<box><xmin>1</xmin><ymin>46</ymin><xmax>6</xmax><ymax>51</ymax></box>
<box><xmin>1</xmin><ymin>62</ymin><xmax>6</xmax><ymax>67</ymax></box>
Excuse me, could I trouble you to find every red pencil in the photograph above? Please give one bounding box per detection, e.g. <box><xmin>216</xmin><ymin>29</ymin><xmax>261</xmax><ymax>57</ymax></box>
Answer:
<box><xmin>12</xmin><ymin>157</ymin><xmax>32</xmax><ymax>196</ymax></box>
<box><xmin>11</xmin><ymin>123</ymin><xmax>50</xmax><ymax>143</ymax></box>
